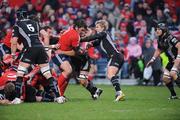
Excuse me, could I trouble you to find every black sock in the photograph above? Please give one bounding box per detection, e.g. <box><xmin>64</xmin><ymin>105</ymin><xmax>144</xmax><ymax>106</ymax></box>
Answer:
<box><xmin>175</xmin><ymin>75</ymin><xmax>180</xmax><ymax>88</ymax></box>
<box><xmin>166</xmin><ymin>81</ymin><xmax>176</xmax><ymax>96</ymax></box>
<box><xmin>86</xmin><ymin>81</ymin><xmax>97</xmax><ymax>95</ymax></box>
<box><xmin>111</xmin><ymin>76</ymin><xmax>121</xmax><ymax>92</ymax></box>
<box><xmin>48</xmin><ymin>77</ymin><xmax>60</xmax><ymax>98</ymax></box>
<box><xmin>15</xmin><ymin>76</ymin><xmax>23</xmax><ymax>98</ymax></box>
<box><xmin>36</xmin><ymin>90</ymin><xmax>54</xmax><ymax>102</ymax></box>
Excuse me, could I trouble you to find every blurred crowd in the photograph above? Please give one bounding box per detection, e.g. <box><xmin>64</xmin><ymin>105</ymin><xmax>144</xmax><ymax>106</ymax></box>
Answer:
<box><xmin>0</xmin><ymin>0</ymin><xmax>180</xmax><ymax>86</ymax></box>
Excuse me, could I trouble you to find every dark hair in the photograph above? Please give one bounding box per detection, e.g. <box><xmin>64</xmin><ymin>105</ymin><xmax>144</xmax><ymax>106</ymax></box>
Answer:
<box><xmin>43</xmin><ymin>26</ymin><xmax>52</xmax><ymax>31</ymax></box>
<box><xmin>28</xmin><ymin>15</ymin><xmax>40</xmax><ymax>22</ymax></box>
<box><xmin>74</xmin><ymin>19</ymin><xmax>87</xmax><ymax>29</ymax></box>
<box><xmin>4</xmin><ymin>82</ymin><xmax>16</xmax><ymax>101</ymax></box>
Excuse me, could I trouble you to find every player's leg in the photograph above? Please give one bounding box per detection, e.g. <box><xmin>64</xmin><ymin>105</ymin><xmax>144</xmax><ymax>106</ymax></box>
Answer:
<box><xmin>58</xmin><ymin>60</ymin><xmax>72</xmax><ymax>96</ymax></box>
<box><xmin>11</xmin><ymin>61</ymin><xmax>30</xmax><ymax>104</ymax></box>
<box><xmin>78</xmin><ymin>70</ymin><xmax>103</xmax><ymax>100</ymax></box>
<box><xmin>37</xmin><ymin>48</ymin><xmax>62</xmax><ymax>103</ymax></box>
<box><xmin>39</xmin><ymin>63</ymin><xmax>60</xmax><ymax>98</ymax></box>
<box><xmin>107</xmin><ymin>54</ymin><xmax>125</xmax><ymax>101</ymax></box>
<box><xmin>169</xmin><ymin>62</ymin><xmax>180</xmax><ymax>87</ymax></box>
<box><xmin>163</xmin><ymin>69</ymin><xmax>178</xmax><ymax>99</ymax></box>
<box><xmin>88</xmin><ymin>59</ymin><xmax>97</xmax><ymax>81</ymax></box>
<box><xmin>52</xmin><ymin>54</ymin><xmax>72</xmax><ymax>97</ymax></box>
<box><xmin>36</xmin><ymin>90</ymin><xmax>55</xmax><ymax>102</ymax></box>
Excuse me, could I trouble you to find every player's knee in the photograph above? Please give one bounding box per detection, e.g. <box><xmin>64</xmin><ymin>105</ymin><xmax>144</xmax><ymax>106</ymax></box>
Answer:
<box><xmin>17</xmin><ymin>65</ymin><xmax>27</xmax><ymax>76</ymax></box>
<box><xmin>170</xmin><ymin>68</ymin><xmax>178</xmax><ymax>80</ymax></box>
<box><xmin>40</xmin><ymin>65</ymin><xmax>51</xmax><ymax>79</ymax></box>
<box><xmin>64</xmin><ymin>67</ymin><xmax>72</xmax><ymax>76</ymax></box>
<box><xmin>162</xmin><ymin>75</ymin><xmax>171</xmax><ymax>84</ymax></box>
<box><xmin>170</xmin><ymin>71</ymin><xmax>177</xmax><ymax>79</ymax></box>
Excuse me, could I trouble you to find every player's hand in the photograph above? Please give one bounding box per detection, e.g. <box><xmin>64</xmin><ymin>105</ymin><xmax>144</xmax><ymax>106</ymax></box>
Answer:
<box><xmin>54</xmin><ymin>44</ymin><xmax>60</xmax><ymax>49</ymax></box>
<box><xmin>55</xmin><ymin>50</ymin><xmax>62</xmax><ymax>54</ymax></box>
<box><xmin>0</xmin><ymin>99</ymin><xmax>11</xmax><ymax>105</ymax></box>
<box><xmin>86</xmin><ymin>43</ymin><xmax>93</xmax><ymax>49</ymax></box>
<box><xmin>10</xmin><ymin>54</ymin><xmax>17</xmax><ymax>65</ymax></box>
<box><xmin>146</xmin><ymin>60</ymin><xmax>154</xmax><ymax>67</ymax></box>
<box><xmin>51</xmin><ymin>44</ymin><xmax>59</xmax><ymax>49</ymax></box>
<box><xmin>174</xmin><ymin>58</ymin><xmax>180</xmax><ymax>63</ymax></box>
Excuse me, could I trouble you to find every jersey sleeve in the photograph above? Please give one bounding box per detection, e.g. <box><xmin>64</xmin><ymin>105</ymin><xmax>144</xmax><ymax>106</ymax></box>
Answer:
<box><xmin>80</xmin><ymin>32</ymin><xmax>106</xmax><ymax>42</ymax></box>
<box><xmin>170</xmin><ymin>36</ymin><xmax>179</xmax><ymax>46</ymax></box>
<box><xmin>157</xmin><ymin>42</ymin><xmax>163</xmax><ymax>51</ymax></box>
<box><xmin>12</xmin><ymin>25</ymin><xmax>19</xmax><ymax>38</ymax></box>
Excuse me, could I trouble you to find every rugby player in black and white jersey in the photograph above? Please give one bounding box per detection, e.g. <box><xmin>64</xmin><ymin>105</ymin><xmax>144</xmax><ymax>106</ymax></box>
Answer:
<box><xmin>81</xmin><ymin>20</ymin><xmax>125</xmax><ymax>101</ymax></box>
<box><xmin>147</xmin><ymin>23</ymin><xmax>180</xmax><ymax>99</ymax></box>
<box><xmin>10</xmin><ymin>9</ymin><xmax>62</xmax><ymax>104</ymax></box>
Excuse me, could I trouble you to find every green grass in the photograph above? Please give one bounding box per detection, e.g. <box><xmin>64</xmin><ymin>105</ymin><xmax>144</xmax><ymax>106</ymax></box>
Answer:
<box><xmin>0</xmin><ymin>85</ymin><xmax>180</xmax><ymax>120</ymax></box>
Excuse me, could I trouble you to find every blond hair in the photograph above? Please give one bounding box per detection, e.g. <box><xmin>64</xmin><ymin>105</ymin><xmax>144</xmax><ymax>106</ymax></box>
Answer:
<box><xmin>95</xmin><ymin>20</ymin><xmax>109</xmax><ymax>31</ymax></box>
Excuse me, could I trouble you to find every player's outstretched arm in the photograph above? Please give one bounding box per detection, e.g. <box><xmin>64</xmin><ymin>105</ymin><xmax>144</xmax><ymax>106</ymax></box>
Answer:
<box><xmin>146</xmin><ymin>48</ymin><xmax>161</xmax><ymax>67</ymax></box>
<box><xmin>81</xmin><ymin>32</ymin><xmax>106</xmax><ymax>42</ymax></box>
<box><xmin>10</xmin><ymin>37</ymin><xmax>18</xmax><ymax>58</ymax></box>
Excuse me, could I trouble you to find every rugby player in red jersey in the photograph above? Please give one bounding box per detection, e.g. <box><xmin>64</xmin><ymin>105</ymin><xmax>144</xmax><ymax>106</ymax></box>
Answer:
<box><xmin>51</xmin><ymin>20</ymin><xmax>102</xmax><ymax>102</ymax></box>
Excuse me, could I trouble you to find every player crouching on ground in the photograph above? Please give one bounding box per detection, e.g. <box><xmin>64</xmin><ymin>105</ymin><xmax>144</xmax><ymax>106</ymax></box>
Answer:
<box><xmin>0</xmin><ymin>65</ymin><xmax>56</xmax><ymax>105</ymax></box>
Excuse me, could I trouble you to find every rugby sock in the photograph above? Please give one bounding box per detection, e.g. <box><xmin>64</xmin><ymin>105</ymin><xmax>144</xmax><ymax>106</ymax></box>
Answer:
<box><xmin>15</xmin><ymin>76</ymin><xmax>23</xmax><ymax>98</ymax></box>
<box><xmin>111</xmin><ymin>76</ymin><xmax>121</xmax><ymax>92</ymax></box>
<box><xmin>174</xmin><ymin>75</ymin><xmax>180</xmax><ymax>88</ymax></box>
<box><xmin>58</xmin><ymin>74</ymin><xmax>69</xmax><ymax>96</ymax></box>
<box><xmin>37</xmin><ymin>90</ymin><xmax>54</xmax><ymax>102</ymax></box>
<box><xmin>86</xmin><ymin>80</ymin><xmax>97</xmax><ymax>95</ymax></box>
<box><xmin>48</xmin><ymin>77</ymin><xmax>60</xmax><ymax>97</ymax></box>
<box><xmin>166</xmin><ymin>81</ymin><xmax>176</xmax><ymax>96</ymax></box>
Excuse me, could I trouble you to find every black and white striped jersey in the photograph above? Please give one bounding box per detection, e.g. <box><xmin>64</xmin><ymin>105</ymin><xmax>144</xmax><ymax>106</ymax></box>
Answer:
<box><xmin>158</xmin><ymin>33</ymin><xmax>179</xmax><ymax>60</ymax></box>
<box><xmin>81</xmin><ymin>31</ymin><xmax>120</xmax><ymax>59</ymax></box>
<box><xmin>12</xmin><ymin>19</ymin><xmax>43</xmax><ymax>48</ymax></box>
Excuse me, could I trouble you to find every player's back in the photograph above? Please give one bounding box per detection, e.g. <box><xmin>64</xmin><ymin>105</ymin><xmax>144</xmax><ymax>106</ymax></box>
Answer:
<box><xmin>15</xmin><ymin>19</ymin><xmax>42</xmax><ymax>48</ymax></box>
<box><xmin>3</xmin><ymin>30</ymin><xmax>12</xmax><ymax>48</ymax></box>
<box><xmin>0</xmin><ymin>70</ymin><xmax>16</xmax><ymax>90</ymax></box>
<box><xmin>59</xmin><ymin>27</ymin><xmax>80</xmax><ymax>51</ymax></box>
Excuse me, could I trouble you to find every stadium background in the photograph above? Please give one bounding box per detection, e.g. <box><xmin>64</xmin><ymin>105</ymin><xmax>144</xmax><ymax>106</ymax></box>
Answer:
<box><xmin>0</xmin><ymin>0</ymin><xmax>180</xmax><ymax>120</ymax></box>
<box><xmin>1</xmin><ymin>0</ymin><xmax>180</xmax><ymax>85</ymax></box>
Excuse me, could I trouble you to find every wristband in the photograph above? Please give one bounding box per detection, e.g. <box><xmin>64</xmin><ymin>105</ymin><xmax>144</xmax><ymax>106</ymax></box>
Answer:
<box><xmin>151</xmin><ymin>57</ymin><xmax>156</xmax><ymax>61</ymax></box>
<box><xmin>177</xmin><ymin>55</ymin><xmax>180</xmax><ymax>59</ymax></box>
<box><xmin>11</xmin><ymin>53</ymin><xmax>16</xmax><ymax>59</ymax></box>
<box><xmin>51</xmin><ymin>45</ymin><xmax>55</xmax><ymax>48</ymax></box>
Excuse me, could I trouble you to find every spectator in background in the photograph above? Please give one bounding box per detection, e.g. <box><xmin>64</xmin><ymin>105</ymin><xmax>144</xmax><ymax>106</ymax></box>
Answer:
<box><xmin>27</xmin><ymin>3</ymin><xmax>36</xmax><ymax>15</ymax></box>
<box><xmin>34</xmin><ymin>0</ymin><xmax>45</xmax><ymax>12</ymax></box>
<box><xmin>104</xmin><ymin>0</ymin><xmax>115</xmax><ymax>13</ymax></box>
<box><xmin>138</xmin><ymin>20</ymin><xmax>147</xmax><ymax>46</ymax></box>
<box><xmin>154</xmin><ymin>9</ymin><xmax>166</xmax><ymax>22</ymax></box>
<box><xmin>168</xmin><ymin>14</ymin><xmax>178</xmax><ymax>31</ymax></box>
<box><xmin>133</xmin><ymin>14</ymin><xmax>143</xmax><ymax>35</ymax></box>
<box><xmin>142</xmin><ymin>38</ymin><xmax>162</xmax><ymax>86</ymax></box>
<box><xmin>127</xmin><ymin>37</ymin><xmax>142</xmax><ymax>79</ymax></box>
<box><xmin>176</xmin><ymin>0</ymin><xmax>180</xmax><ymax>25</ymax></box>
<box><xmin>119</xmin><ymin>23</ymin><xmax>129</xmax><ymax>45</ymax></box>
<box><xmin>45</xmin><ymin>0</ymin><xmax>59</xmax><ymax>10</ymax></box>
<box><xmin>88</xmin><ymin>0</ymin><xmax>98</xmax><ymax>17</ymax></box>
<box><xmin>134</xmin><ymin>1</ymin><xmax>146</xmax><ymax>16</ymax></box>
<box><xmin>144</xmin><ymin>7</ymin><xmax>154</xmax><ymax>33</ymax></box>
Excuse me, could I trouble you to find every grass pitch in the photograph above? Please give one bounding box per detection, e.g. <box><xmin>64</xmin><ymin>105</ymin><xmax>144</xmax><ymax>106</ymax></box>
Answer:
<box><xmin>0</xmin><ymin>85</ymin><xmax>180</xmax><ymax>120</ymax></box>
